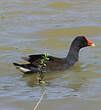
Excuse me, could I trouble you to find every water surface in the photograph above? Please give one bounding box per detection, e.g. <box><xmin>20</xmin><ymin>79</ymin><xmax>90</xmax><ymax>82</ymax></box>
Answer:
<box><xmin>0</xmin><ymin>0</ymin><xmax>101</xmax><ymax>110</ymax></box>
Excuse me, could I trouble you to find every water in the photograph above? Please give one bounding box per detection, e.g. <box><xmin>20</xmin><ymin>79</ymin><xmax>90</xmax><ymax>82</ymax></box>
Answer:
<box><xmin>0</xmin><ymin>0</ymin><xmax>101</xmax><ymax>110</ymax></box>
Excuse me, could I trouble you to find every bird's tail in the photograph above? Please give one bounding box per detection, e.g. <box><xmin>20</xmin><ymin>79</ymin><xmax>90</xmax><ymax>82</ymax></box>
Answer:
<box><xmin>13</xmin><ymin>62</ymin><xmax>40</xmax><ymax>73</ymax></box>
<box><xmin>13</xmin><ymin>63</ymin><xmax>22</xmax><ymax>67</ymax></box>
<box><xmin>13</xmin><ymin>63</ymin><xmax>31</xmax><ymax>73</ymax></box>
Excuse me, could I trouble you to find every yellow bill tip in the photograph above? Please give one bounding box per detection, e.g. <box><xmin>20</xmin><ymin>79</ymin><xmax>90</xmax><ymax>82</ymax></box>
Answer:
<box><xmin>91</xmin><ymin>43</ymin><xmax>95</xmax><ymax>47</ymax></box>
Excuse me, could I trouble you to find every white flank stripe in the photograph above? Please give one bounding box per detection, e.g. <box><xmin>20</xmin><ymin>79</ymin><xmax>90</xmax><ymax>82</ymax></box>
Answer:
<box><xmin>19</xmin><ymin>67</ymin><xmax>30</xmax><ymax>72</ymax></box>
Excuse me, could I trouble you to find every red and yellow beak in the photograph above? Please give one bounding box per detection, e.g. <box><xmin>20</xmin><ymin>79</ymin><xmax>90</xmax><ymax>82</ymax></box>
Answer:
<box><xmin>85</xmin><ymin>37</ymin><xmax>95</xmax><ymax>47</ymax></box>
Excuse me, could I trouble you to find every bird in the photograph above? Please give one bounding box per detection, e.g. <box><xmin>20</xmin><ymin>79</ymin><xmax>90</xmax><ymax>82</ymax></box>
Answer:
<box><xmin>13</xmin><ymin>36</ymin><xmax>95</xmax><ymax>73</ymax></box>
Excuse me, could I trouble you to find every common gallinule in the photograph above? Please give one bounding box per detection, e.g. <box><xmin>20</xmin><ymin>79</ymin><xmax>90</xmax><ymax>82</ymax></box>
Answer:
<box><xmin>13</xmin><ymin>36</ymin><xmax>95</xmax><ymax>73</ymax></box>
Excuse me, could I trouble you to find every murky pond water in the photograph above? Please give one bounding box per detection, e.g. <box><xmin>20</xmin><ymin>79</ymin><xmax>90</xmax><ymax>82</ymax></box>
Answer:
<box><xmin>0</xmin><ymin>0</ymin><xmax>101</xmax><ymax>110</ymax></box>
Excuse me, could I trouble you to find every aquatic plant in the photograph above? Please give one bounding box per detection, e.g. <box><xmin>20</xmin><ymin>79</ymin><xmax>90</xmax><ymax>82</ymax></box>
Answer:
<box><xmin>32</xmin><ymin>90</ymin><xmax>46</xmax><ymax>110</ymax></box>
<box><xmin>38</xmin><ymin>53</ymin><xmax>49</xmax><ymax>83</ymax></box>
<box><xmin>32</xmin><ymin>54</ymin><xmax>49</xmax><ymax>110</ymax></box>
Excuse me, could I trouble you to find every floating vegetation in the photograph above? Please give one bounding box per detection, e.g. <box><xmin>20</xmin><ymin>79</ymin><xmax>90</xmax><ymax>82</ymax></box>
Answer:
<box><xmin>38</xmin><ymin>53</ymin><xmax>49</xmax><ymax>84</ymax></box>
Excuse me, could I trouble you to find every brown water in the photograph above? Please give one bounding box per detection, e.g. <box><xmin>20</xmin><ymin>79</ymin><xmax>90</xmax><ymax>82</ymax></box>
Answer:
<box><xmin>0</xmin><ymin>0</ymin><xmax>101</xmax><ymax>110</ymax></box>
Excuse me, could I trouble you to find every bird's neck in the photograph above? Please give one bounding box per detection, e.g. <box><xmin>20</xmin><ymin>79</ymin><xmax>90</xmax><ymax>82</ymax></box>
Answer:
<box><xmin>66</xmin><ymin>45</ymin><xmax>80</xmax><ymax>66</ymax></box>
